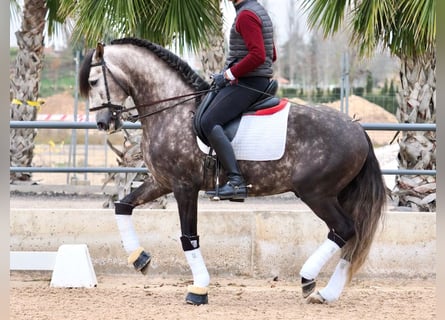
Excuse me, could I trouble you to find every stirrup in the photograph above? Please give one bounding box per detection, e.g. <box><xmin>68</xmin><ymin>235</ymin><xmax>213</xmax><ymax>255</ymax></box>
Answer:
<box><xmin>205</xmin><ymin>181</ymin><xmax>251</xmax><ymax>201</ymax></box>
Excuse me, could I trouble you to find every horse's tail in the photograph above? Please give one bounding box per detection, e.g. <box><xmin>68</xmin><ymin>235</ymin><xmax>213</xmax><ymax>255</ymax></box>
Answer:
<box><xmin>338</xmin><ymin>132</ymin><xmax>387</xmax><ymax>280</ymax></box>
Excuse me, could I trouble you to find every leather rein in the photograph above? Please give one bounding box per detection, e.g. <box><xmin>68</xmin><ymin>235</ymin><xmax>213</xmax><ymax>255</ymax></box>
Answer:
<box><xmin>89</xmin><ymin>58</ymin><xmax>216</xmax><ymax>122</ymax></box>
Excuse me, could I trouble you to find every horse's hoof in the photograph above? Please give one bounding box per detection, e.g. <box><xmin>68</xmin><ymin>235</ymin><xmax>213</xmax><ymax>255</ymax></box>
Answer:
<box><xmin>229</xmin><ymin>198</ymin><xmax>245</xmax><ymax>202</ymax></box>
<box><xmin>127</xmin><ymin>247</ymin><xmax>152</xmax><ymax>274</ymax></box>
<box><xmin>185</xmin><ymin>292</ymin><xmax>208</xmax><ymax>305</ymax></box>
<box><xmin>306</xmin><ymin>291</ymin><xmax>326</xmax><ymax>304</ymax></box>
<box><xmin>301</xmin><ymin>278</ymin><xmax>316</xmax><ymax>298</ymax></box>
<box><xmin>186</xmin><ymin>285</ymin><xmax>209</xmax><ymax>305</ymax></box>
<box><xmin>139</xmin><ymin>260</ymin><xmax>151</xmax><ymax>275</ymax></box>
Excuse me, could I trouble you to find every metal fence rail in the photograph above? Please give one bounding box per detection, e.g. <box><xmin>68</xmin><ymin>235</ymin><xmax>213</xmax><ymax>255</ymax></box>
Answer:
<box><xmin>10</xmin><ymin>121</ymin><xmax>436</xmax><ymax>176</ymax></box>
<box><xmin>9</xmin><ymin>121</ymin><xmax>437</xmax><ymax>131</ymax></box>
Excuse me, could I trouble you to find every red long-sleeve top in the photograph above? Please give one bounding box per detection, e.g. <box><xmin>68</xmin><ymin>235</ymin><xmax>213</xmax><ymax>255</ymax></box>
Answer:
<box><xmin>228</xmin><ymin>10</ymin><xmax>277</xmax><ymax>79</ymax></box>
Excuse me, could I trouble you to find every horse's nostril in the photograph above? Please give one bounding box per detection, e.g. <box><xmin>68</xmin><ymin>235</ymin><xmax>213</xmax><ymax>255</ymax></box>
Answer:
<box><xmin>97</xmin><ymin>122</ymin><xmax>108</xmax><ymax>131</ymax></box>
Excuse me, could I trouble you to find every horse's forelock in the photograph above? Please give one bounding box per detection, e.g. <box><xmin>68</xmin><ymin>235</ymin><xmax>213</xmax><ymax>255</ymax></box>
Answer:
<box><xmin>79</xmin><ymin>49</ymin><xmax>95</xmax><ymax>98</ymax></box>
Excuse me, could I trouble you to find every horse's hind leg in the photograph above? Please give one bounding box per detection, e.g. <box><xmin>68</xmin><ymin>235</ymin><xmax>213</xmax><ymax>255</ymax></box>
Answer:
<box><xmin>114</xmin><ymin>177</ymin><xmax>170</xmax><ymax>274</ymax></box>
<box><xmin>173</xmin><ymin>185</ymin><xmax>210</xmax><ymax>305</ymax></box>
<box><xmin>299</xmin><ymin>196</ymin><xmax>355</xmax><ymax>303</ymax></box>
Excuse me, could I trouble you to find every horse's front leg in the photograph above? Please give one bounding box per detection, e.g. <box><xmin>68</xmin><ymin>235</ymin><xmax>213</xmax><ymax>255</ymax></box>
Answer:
<box><xmin>114</xmin><ymin>176</ymin><xmax>170</xmax><ymax>274</ymax></box>
<box><xmin>174</xmin><ymin>185</ymin><xmax>210</xmax><ymax>305</ymax></box>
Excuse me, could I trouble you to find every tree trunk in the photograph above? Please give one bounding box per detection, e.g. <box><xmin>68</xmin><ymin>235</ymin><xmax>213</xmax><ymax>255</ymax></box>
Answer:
<box><xmin>393</xmin><ymin>50</ymin><xmax>436</xmax><ymax>211</ymax></box>
<box><xmin>10</xmin><ymin>0</ymin><xmax>47</xmax><ymax>183</ymax></box>
<box><xmin>197</xmin><ymin>6</ymin><xmax>225</xmax><ymax>81</ymax></box>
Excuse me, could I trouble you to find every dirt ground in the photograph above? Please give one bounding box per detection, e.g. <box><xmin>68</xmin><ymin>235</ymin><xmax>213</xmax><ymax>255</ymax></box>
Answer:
<box><xmin>10</xmin><ymin>188</ymin><xmax>435</xmax><ymax>320</ymax></box>
<box><xmin>10</xmin><ymin>272</ymin><xmax>435</xmax><ymax>320</ymax></box>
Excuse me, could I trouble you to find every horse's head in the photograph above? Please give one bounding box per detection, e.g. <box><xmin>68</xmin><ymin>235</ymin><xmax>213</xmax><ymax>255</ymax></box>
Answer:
<box><xmin>79</xmin><ymin>43</ymin><xmax>131</xmax><ymax>132</ymax></box>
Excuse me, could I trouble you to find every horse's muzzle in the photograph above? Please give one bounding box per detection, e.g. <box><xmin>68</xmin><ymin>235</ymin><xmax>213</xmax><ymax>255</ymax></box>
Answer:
<box><xmin>96</xmin><ymin>116</ymin><xmax>123</xmax><ymax>132</ymax></box>
<box><xmin>96</xmin><ymin>121</ymin><xmax>109</xmax><ymax>131</ymax></box>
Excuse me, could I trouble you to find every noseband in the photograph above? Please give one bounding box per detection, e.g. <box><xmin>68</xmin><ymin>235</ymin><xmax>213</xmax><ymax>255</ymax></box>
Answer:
<box><xmin>89</xmin><ymin>58</ymin><xmax>130</xmax><ymax>117</ymax></box>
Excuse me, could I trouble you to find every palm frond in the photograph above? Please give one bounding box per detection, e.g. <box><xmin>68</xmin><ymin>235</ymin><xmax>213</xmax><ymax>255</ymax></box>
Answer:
<box><xmin>301</xmin><ymin>0</ymin><xmax>349</xmax><ymax>38</ymax></box>
<box><xmin>61</xmin><ymin>0</ymin><xmax>220</xmax><ymax>53</ymax></box>
<box><xmin>144</xmin><ymin>0</ymin><xmax>220</xmax><ymax>53</ymax></box>
<box><xmin>301</xmin><ymin>0</ymin><xmax>436</xmax><ymax>59</ymax></box>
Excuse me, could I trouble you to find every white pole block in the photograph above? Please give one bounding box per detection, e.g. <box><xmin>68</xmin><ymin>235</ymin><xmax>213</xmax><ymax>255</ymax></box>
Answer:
<box><xmin>10</xmin><ymin>251</ymin><xmax>57</xmax><ymax>270</ymax></box>
<box><xmin>50</xmin><ymin>244</ymin><xmax>97</xmax><ymax>288</ymax></box>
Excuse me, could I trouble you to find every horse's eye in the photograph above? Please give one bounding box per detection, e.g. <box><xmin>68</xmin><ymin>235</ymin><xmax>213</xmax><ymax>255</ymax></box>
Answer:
<box><xmin>89</xmin><ymin>79</ymin><xmax>98</xmax><ymax>86</ymax></box>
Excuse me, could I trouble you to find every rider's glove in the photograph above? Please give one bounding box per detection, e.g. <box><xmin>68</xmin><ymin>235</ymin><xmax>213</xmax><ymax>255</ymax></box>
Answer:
<box><xmin>211</xmin><ymin>72</ymin><xmax>230</xmax><ymax>89</ymax></box>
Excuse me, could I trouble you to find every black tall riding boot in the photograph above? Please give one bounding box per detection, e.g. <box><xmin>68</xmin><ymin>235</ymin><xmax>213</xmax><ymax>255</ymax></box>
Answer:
<box><xmin>205</xmin><ymin>126</ymin><xmax>247</xmax><ymax>200</ymax></box>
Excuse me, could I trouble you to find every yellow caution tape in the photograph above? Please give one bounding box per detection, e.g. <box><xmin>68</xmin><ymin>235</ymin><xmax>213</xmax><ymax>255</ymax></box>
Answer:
<box><xmin>11</xmin><ymin>98</ymin><xmax>45</xmax><ymax>111</ymax></box>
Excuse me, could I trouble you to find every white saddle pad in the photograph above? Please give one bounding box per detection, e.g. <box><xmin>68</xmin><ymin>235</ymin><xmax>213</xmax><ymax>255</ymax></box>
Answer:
<box><xmin>197</xmin><ymin>100</ymin><xmax>290</xmax><ymax>161</ymax></box>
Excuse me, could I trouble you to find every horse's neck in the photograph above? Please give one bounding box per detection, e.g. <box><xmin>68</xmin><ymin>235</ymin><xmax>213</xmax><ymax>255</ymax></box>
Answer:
<box><xmin>111</xmin><ymin>45</ymin><xmax>198</xmax><ymax>133</ymax></box>
<box><xmin>119</xmin><ymin>52</ymin><xmax>192</xmax><ymax>106</ymax></box>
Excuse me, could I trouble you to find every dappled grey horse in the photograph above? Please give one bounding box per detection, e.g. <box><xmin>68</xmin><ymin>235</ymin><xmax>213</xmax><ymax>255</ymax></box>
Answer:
<box><xmin>79</xmin><ymin>37</ymin><xmax>386</xmax><ymax>305</ymax></box>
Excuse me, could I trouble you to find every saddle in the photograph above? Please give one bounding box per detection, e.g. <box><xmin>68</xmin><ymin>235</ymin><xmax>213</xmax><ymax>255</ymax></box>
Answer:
<box><xmin>193</xmin><ymin>79</ymin><xmax>279</xmax><ymax>146</ymax></box>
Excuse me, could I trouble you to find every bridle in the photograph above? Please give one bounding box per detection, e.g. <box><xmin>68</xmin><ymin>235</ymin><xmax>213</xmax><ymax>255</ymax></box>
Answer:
<box><xmin>89</xmin><ymin>58</ymin><xmax>130</xmax><ymax>117</ymax></box>
<box><xmin>88</xmin><ymin>57</ymin><xmax>216</xmax><ymax>123</ymax></box>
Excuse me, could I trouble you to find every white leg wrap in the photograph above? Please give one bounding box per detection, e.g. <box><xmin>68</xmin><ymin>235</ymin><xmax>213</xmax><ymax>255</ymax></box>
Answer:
<box><xmin>115</xmin><ymin>214</ymin><xmax>141</xmax><ymax>254</ymax></box>
<box><xmin>300</xmin><ymin>239</ymin><xmax>340</xmax><ymax>280</ymax></box>
<box><xmin>318</xmin><ymin>258</ymin><xmax>351</xmax><ymax>302</ymax></box>
<box><xmin>184</xmin><ymin>248</ymin><xmax>210</xmax><ymax>288</ymax></box>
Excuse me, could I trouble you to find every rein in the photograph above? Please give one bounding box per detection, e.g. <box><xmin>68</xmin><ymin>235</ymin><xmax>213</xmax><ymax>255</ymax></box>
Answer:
<box><xmin>89</xmin><ymin>57</ymin><xmax>217</xmax><ymax>121</ymax></box>
<box><xmin>89</xmin><ymin>57</ymin><xmax>274</xmax><ymax>123</ymax></box>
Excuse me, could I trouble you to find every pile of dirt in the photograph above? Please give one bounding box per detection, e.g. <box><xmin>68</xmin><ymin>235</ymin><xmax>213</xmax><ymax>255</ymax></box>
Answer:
<box><xmin>290</xmin><ymin>95</ymin><xmax>398</xmax><ymax>145</ymax></box>
<box><xmin>40</xmin><ymin>91</ymin><xmax>86</xmax><ymax>114</ymax></box>
<box><xmin>325</xmin><ymin>95</ymin><xmax>398</xmax><ymax>124</ymax></box>
<box><xmin>326</xmin><ymin>95</ymin><xmax>398</xmax><ymax>145</ymax></box>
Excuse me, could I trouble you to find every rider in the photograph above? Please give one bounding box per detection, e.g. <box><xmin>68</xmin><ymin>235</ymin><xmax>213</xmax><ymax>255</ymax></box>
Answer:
<box><xmin>202</xmin><ymin>0</ymin><xmax>277</xmax><ymax>200</ymax></box>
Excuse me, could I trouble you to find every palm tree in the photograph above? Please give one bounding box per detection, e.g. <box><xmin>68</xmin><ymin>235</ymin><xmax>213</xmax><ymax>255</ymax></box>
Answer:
<box><xmin>301</xmin><ymin>0</ymin><xmax>436</xmax><ymax>211</ymax></box>
<box><xmin>10</xmin><ymin>0</ymin><xmax>224</xmax><ymax>185</ymax></box>
<box><xmin>10</xmin><ymin>0</ymin><xmax>49</xmax><ymax>182</ymax></box>
<box><xmin>10</xmin><ymin>0</ymin><xmax>74</xmax><ymax>183</ymax></box>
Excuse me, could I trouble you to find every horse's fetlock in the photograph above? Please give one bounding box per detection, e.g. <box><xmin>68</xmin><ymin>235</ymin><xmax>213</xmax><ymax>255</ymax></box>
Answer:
<box><xmin>180</xmin><ymin>235</ymin><xmax>200</xmax><ymax>251</ymax></box>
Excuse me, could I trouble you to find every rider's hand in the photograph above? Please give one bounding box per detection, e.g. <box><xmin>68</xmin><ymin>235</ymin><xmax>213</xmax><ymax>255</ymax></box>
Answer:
<box><xmin>211</xmin><ymin>72</ymin><xmax>230</xmax><ymax>89</ymax></box>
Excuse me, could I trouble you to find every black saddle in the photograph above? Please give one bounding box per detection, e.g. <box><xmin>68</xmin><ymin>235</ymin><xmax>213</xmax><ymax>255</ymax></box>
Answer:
<box><xmin>193</xmin><ymin>79</ymin><xmax>279</xmax><ymax>146</ymax></box>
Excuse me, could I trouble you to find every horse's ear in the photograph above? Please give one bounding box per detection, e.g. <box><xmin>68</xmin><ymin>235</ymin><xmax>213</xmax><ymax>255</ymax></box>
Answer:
<box><xmin>95</xmin><ymin>42</ymin><xmax>105</xmax><ymax>60</ymax></box>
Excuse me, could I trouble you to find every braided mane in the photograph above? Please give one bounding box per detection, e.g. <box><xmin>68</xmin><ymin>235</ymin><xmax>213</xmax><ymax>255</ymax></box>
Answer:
<box><xmin>111</xmin><ymin>37</ymin><xmax>210</xmax><ymax>92</ymax></box>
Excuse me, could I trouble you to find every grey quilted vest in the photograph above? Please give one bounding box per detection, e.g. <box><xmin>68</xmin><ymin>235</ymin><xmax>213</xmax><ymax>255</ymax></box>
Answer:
<box><xmin>225</xmin><ymin>0</ymin><xmax>274</xmax><ymax>78</ymax></box>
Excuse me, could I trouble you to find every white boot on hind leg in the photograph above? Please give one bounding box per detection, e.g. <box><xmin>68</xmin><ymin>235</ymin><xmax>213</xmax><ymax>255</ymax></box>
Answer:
<box><xmin>300</xmin><ymin>239</ymin><xmax>340</xmax><ymax>280</ymax></box>
<box><xmin>300</xmin><ymin>238</ymin><xmax>340</xmax><ymax>297</ymax></box>
<box><xmin>307</xmin><ymin>258</ymin><xmax>351</xmax><ymax>304</ymax></box>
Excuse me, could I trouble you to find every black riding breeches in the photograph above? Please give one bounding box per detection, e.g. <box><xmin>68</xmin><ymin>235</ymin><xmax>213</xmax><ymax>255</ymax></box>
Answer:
<box><xmin>200</xmin><ymin>76</ymin><xmax>270</xmax><ymax>137</ymax></box>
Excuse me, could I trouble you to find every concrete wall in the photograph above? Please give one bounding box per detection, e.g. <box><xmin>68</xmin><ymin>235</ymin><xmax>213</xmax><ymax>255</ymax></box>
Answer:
<box><xmin>10</xmin><ymin>208</ymin><xmax>436</xmax><ymax>279</ymax></box>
